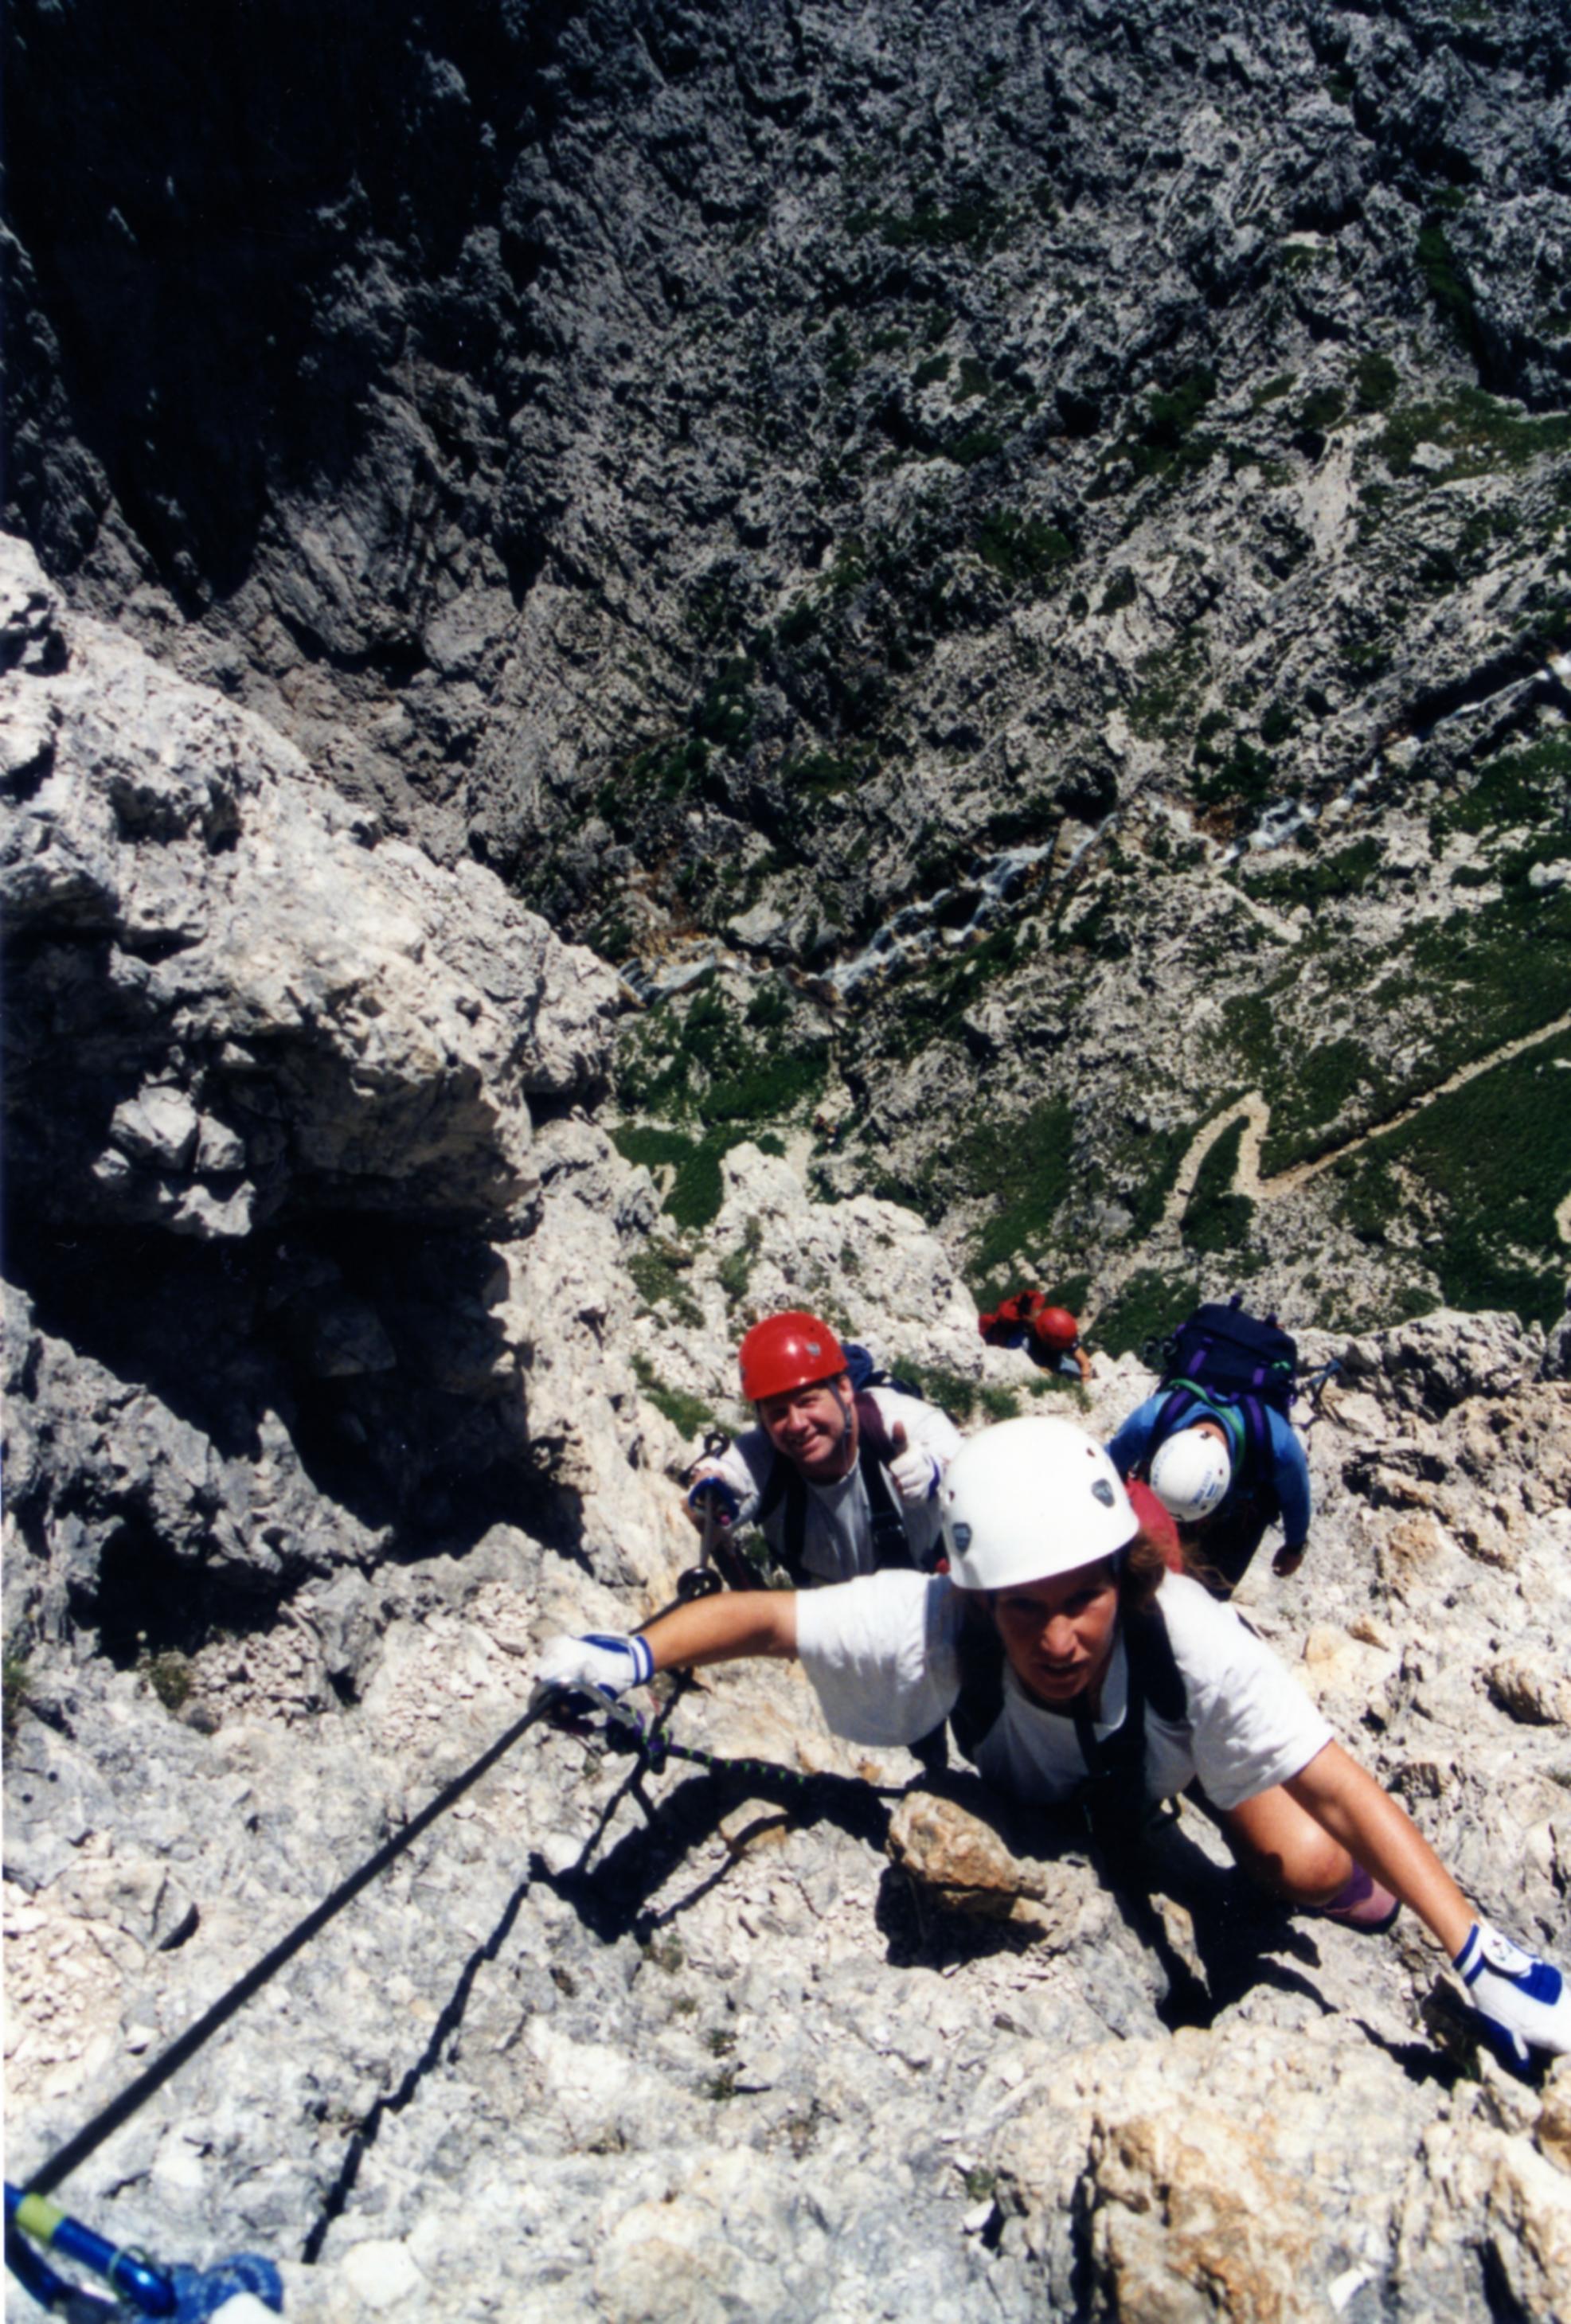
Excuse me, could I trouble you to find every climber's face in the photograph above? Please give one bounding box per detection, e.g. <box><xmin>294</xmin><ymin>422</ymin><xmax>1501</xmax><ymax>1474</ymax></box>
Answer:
<box><xmin>991</xmin><ymin>1557</ymin><xmax>1120</xmax><ymax>1713</ymax></box>
<box><xmin>756</xmin><ymin>1376</ymin><xmax>858</xmax><ymax>1481</ymax></box>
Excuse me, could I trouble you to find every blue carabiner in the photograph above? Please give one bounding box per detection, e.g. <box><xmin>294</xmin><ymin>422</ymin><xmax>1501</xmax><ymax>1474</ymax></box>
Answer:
<box><xmin>6</xmin><ymin>2186</ymin><xmax>175</xmax><ymax>2318</ymax></box>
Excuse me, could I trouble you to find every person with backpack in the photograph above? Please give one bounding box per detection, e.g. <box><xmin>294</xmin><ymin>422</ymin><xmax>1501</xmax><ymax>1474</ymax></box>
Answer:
<box><xmin>1107</xmin><ymin>1299</ymin><xmax>1313</xmax><ymax>1596</ymax></box>
<box><xmin>534</xmin><ymin>1416</ymin><xmax>1571</xmax><ymax>2080</ymax></box>
<box><xmin>684</xmin><ymin>1309</ymin><xmax>962</xmax><ymax>1586</ymax></box>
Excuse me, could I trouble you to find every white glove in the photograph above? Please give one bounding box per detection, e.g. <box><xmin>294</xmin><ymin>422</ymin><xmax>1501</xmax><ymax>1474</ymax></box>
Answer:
<box><xmin>531</xmin><ymin>1631</ymin><xmax>654</xmax><ymax>1710</ymax></box>
<box><xmin>887</xmin><ymin>1421</ymin><xmax>941</xmax><ymax>1508</ymax></box>
<box><xmin>1454</xmin><ymin>1919</ymin><xmax>1571</xmax><ymax>2071</ymax></box>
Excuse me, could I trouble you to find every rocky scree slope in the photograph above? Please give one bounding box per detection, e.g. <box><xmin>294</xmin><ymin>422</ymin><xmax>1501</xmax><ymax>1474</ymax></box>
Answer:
<box><xmin>6</xmin><ymin>553</ymin><xmax>1571</xmax><ymax>2319</ymax></box>
<box><xmin>8</xmin><ymin>0</ymin><xmax>1571</xmax><ymax>1345</ymax></box>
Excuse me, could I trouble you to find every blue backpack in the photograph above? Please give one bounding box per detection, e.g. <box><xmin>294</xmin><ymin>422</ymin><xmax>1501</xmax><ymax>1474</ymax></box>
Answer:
<box><xmin>1143</xmin><ymin>1296</ymin><xmax>1298</xmax><ymax>1502</ymax></box>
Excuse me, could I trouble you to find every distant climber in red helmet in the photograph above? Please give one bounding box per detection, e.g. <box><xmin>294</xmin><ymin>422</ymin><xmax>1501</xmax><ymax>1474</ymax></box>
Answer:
<box><xmin>979</xmin><ymin>1289</ymin><xmax>1094</xmax><ymax>1385</ymax></box>
<box><xmin>686</xmin><ymin>1310</ymin><xmax>962</xmax><ymax>1586</ymax></box>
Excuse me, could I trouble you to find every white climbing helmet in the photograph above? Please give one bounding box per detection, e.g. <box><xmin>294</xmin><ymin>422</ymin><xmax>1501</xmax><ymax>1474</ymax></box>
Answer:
<box><xmin>939</xmin><ymin>1416</ymin><xmax>1138</xmax><ymax>1592</ymax></box>
<box><xmin>1149</xmin><ymin>1426</ymin><xmax>1233</xmax><ymax>1525</ymax></box>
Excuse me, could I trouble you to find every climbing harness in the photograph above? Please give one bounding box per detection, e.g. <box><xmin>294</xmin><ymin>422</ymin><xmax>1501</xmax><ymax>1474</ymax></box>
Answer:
<box><xmin>4</xmin><ymin>2185</ymin><xmax>283</xmax><ymax>2321</ymax></box>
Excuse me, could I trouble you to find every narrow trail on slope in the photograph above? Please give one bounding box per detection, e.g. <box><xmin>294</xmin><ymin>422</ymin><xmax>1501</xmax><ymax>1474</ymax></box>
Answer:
<box><xmin>1162</xmin><ymin>1008</ymin><xmax>1570</xmax><ymax>1217</ymax></box>
<box><xmin>1205</xmin><ymin>1005</ymin><xmax>1571</xmax><ymax>1211</ymax></box>
<box><xmin>1086</xmin><ymin>1010</ymin><xmax>1571</xmax><ymax>1330</ymax></box>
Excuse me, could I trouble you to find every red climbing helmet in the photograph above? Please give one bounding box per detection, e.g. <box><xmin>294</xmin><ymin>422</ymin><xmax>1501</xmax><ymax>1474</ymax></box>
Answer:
<box><xmin>738</xmin><ymin>1310</ymin><xmax>847</xmax><ymax>1403</ymax></box>
<box><xmin>1031</xmin><ymin>1306</ymin><xmax>1081</xmax><ymax>1355</ymax></box>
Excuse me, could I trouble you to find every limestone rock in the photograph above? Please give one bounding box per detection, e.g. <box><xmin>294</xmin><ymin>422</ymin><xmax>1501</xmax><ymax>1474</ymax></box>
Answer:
<box><xmin>995</xmin><ymin>2021</ymin><xmax>1571</xmax><ymax>2321</ymax></box>
<box><xmin>887</xmin><ymin>1787</ymin><xmax>1111</xmax><ymax>1949</ymax></box>
<box><xmin>1486</xmin><ymin>1653</ymin><xmax>1571</xmax><ymax>1730</ymax></box>
<box><xmin>7</xmin><ymin>9</ymin><xmax>1571</xmax><ymax>2317</ymax></box>
<box><xmin>0</xmin><ymin>535</ymin><xmax>619</xmax><ymax>1236</ymax></box>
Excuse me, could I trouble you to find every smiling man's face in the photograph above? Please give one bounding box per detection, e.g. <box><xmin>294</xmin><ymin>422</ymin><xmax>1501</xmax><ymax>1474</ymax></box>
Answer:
<box><xmin>756</xmin><ymin>1377</ymin><xmax>857</xmax><ymax>1480</ymax></box>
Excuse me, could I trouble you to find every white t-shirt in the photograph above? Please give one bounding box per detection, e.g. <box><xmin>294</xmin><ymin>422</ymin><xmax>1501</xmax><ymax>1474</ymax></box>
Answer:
<box><xmin>704</xmin><ymin>1387</ymin><xmax>960</xmax><ymax>1584</ymax></box>
<box><xmin>794</xmin><ymin>1569</ymin><xmax>1332</xmax><ymax>1811</ymax></box>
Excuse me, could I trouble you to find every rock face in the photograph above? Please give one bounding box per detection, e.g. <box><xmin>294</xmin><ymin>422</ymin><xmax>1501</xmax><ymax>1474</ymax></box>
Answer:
<box><xmin>9</xmin><ymin>1274</ymin><xmax>1571</xmax><ymax>2322</ymax></box>
<box><xmin>6</xmin><ymin>580</ymin><xmax>1571</xmax><ymax>2318</ymax></box>
<box><xmin>9</xmin><ymin>0</ymin><xmax>1571</xmax><ymax>1341</ymax></box>
<box><xmin>7</xmin><ymin>4</ymin><xmax>1571</xmax><ymax>2318</ymax></box>
<box><xmin>1</xmin><ymin>535</ymin><xmax>651</xmax><ymax>1649</ymax></box>
<box><xmin>2</xmin><ymin>536</ymin><xmax>611</xmax><ymax>1241</ymax></box>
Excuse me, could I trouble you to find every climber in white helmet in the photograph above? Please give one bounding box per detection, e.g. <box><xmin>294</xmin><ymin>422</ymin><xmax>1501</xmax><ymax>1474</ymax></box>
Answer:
<box><xmin>1109</xmin><ymin>1397</ymin><xmax>1311</xmax><ymax>1599</ymax></box>
<box><xmin>533</xmin><ymin>1416</ymin><xmax>1571</xmax><ymax>2079</ymax></box>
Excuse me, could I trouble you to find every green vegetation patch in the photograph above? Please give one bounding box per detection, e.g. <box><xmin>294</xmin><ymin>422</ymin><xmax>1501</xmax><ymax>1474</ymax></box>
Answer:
<box><xmin>1415</xmin><ymin>223</ymin><xmax>1483</xmax><ymax>358</ymax></box>
<box><xmin>1194</xmin><ymin>737</ymin><xmax>1276</xmax><ymax>812</ymax></box>
<box><xmin>889</xmin><ymin>1357</ymin><xmax>1018</xmax><ymax>1424</ymax></box>
<box><xmin>717</xmin><ymin>1217</ymin><xmax>763</xmax><ymax>1308</ymax></box>
<box><xmin>956</xmin><ymin>1099</ymin><xmax>1077</xmax><ymax>1298</ymax></box>
<box><xmin>884</xmin><ymin>927</ymin><xmax>1024</xmax><ymax>1060</ymax></box>
<box><xmin>1267</xmin><ymin>1035</ymin><xmax>1380</xmax><ymax>1158</ymax></box>
<box><xmin>1354</xmin><ymin>352</ymin><xmax>1400</xmax><ymax>413</ymax></box>
<box><xmin>850</xmin><ymin>190</ymin><xmax>1014</xmax><ymax>253</ymax></box>
<box><xmin>1331</xmin><ymin>1037</ymin><xmax>1571</xmax><ymax>1327</ymax></box>
<box><xmin>614</xmin><ymin>984</ymin><xmax>830</xmax><ymax>1228</ymax></box>
<box><xmin>628</xmin><ymin>1240</ymin><xmax>704</xmax><ymax>1327</ymax></box>
<box><xmin>1396</xmin><ymin>883</ymin><xmax>1571</xmax><ymax>1062</ymax></box>
<box><xmin>951</xmin><ymin>425</ymin><xmax>1005</xmax><ymax>468</ymax></box>
<box><xmin>1295</xmin><ymin>385</ymin><xmax>1348</xmax><ymax>436</ymax></box>
<box><xmin>631</xmin><ymin>1353</ymin><xmax>719</xmax><ymax>1440</ymax></box>
<box><xmin>617</xmin><ymin>989</ymin><xmax>830</xmax><ymax>1135</ymax></box>
<box><xmin>1134</xmin><ymin>368</ymin><xmax>1217</xmax><ymax>475</ymax></box>
<box><xmin>3</xmin><ymin>1637</ymin><xmax>31</xmax><ymax>1740</ymax></box>
<box><xmin>1129</xmin><ymin>636</ymin><xmax>1210</xmax><ymax>744</ymax></box>
<box><xmin>1093</xmin><ymin>1270</ymin><xmax>1198</xmax><ymax>1360</ymax></box>
<box><xmin>145</xmin><ymin>1650</ymin><xmax>193</xmax><ymax>1714</ymax></box>
<box><xmin>695</xmin><ymin>658</ymin><xmax>756</xmax><ymax>751</ymax></box>
<box><xmin>1378</xmin><ymin>389</ymin><xmax>1571</xmax><ymax>480</ymax></box>
<box><xmin>1181</xmin><ymin>1119</ymin><xmax>1257</xmax><ymax>1258</ymax></box>
<box><xmin>706</xmin><ymin>1047</ymin><xmax>829</xmax><ymax>1126</ymax></box>
<box><xmin>1241</xmin><ymin>837</ymin><xmax>1382</xmax><ymax>908</ymax></box>
<box><xmin>1083</xmin><ymin>1119</ymin><xmax>1193</xmax><ymax>1246</ymax></box>
<box><xmin>1096</xmin><ymin>368</ymin><xmax>1220</xmax><ymax>494</ymax></box>
<box><xmin>1430</xmin><ymin>732</ymin><xmax>1571</xmax><ymax>841</ymax></box>
<box><xmin>780</xmin><ymin>748</ymin><xmax>860</xmax><ymax>803</ymax></box>
<box><xmin>975</xmin><ymin>510</ymin><xmax>1075</xmax><ymax>588</ymax></box>
<box><xmin>1222</xmin><ymin>864</ymin><xmax>1571</xmax><ymax>1176</ymax></box>
<box><xmin>612</xmin><ymin>1125</ymin><xmax>734</xmax><ymax>1231</ymax></box>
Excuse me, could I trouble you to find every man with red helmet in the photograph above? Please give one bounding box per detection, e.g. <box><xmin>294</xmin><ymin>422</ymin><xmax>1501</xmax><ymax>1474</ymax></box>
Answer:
<box><xmin>686</xmin><ymin>1310</ymin><xmax>962</xmax><ymax>1585</ymax></box>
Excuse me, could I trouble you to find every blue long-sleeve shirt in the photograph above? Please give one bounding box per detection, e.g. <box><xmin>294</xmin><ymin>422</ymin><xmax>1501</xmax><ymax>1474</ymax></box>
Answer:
<box><xmin>1107</xmin><ymin>1395</ymin><xmax>1311</xmax><ymax>1548</ymax></box>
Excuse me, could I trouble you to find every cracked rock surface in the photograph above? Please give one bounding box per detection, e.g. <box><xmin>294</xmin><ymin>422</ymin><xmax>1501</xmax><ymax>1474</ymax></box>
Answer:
<box><xmin>6</xmin><ymin>576</ymin><xmax>1571</xmax><ymax>2318</ymax></box>
<box><xmin>6</xmin><ymin>3</ymin><xmax>1571</xmax><ymax>2316</ymax></box>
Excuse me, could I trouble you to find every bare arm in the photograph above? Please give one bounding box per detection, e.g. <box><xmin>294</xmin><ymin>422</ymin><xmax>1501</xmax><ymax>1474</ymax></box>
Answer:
<box><xmin>1284</xmin><ymin>1740</ymin><xmax>1471</xmax><ymax>1954</ymax></box>
<box><xmin>636</xmin><ymin>1590</ymin><xmax>798</xmax><ymax>1672</ymax></box>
